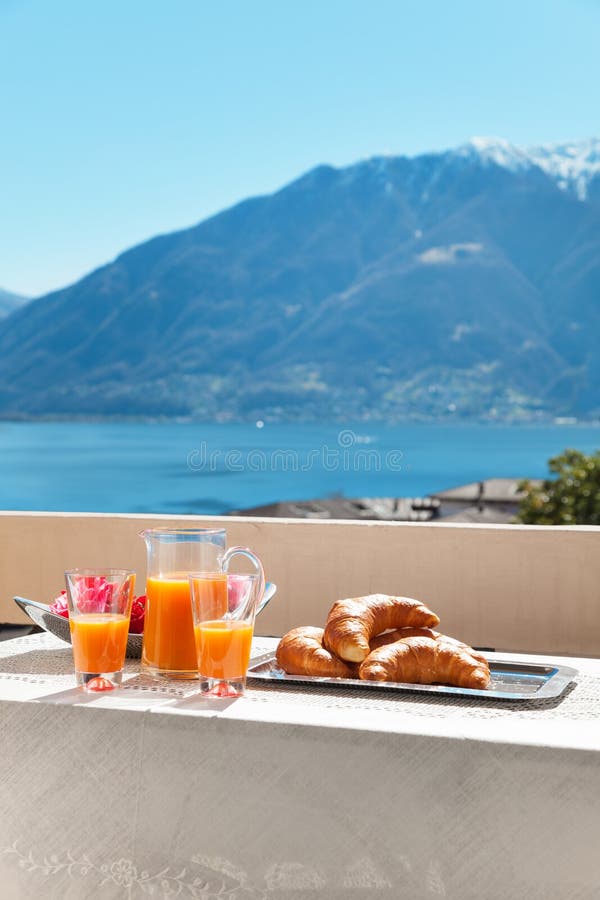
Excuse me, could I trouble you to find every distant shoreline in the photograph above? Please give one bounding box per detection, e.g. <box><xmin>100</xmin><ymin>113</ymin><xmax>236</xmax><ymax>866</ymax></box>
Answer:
<box><xmin>0</xmin><ymin>414</ymin><xmax>598</xmax><ymax>428</ymax></box>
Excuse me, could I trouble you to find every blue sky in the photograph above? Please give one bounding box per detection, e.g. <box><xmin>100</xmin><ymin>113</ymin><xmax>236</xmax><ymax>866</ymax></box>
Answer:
<box><xmin>1</xmin><ymin>0</ymin><xmax>599</xmax><ymax>296</ymax></box>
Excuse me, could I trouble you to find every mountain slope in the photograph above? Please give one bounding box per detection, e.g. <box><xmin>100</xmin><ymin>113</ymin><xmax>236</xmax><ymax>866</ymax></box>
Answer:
<box><xmin>0</xmin><ymin>138</ymin><xmax>598</xmax><ymax>421</ymax></box>
<box><xmin>0</xmin><ymin>288</ymin><xmax>29</xmax><ymax>318</ymax></box>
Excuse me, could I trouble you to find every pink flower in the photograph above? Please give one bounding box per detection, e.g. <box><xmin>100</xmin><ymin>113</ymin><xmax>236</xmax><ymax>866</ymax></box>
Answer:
<box><xmin>227</xmin><ymin>574</ymin><xmax>250</xmax><ymax>612</ymax></box>
<box><xmin>75</xmin><ymin>576</ymin><xmax>115</xmax><ymax>614</ymax></box>
<box><xmin>49</xmin><ymin>590</ymin><xmax>69</xmax><ymax>618</ymax></box>
<box><xmin>49</xmin><ymin>580</ymin><xmax>146</xmax><ymax>633</ymax></box>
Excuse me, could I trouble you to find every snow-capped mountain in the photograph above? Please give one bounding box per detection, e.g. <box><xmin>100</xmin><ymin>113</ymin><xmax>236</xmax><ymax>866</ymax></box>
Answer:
<box><xmin>525</xmin><ymin>138</ymin><xmax>600</xmax><ymax>200</ymax></box>
<box><xmin>457</xmin><ymin>137</ymin><xmax>533</xmax><ymax>172</ymax></box>
<box><xmin>0</xmin><ymin>136</ymin><xmax>598</xmax><ymax>421</ymax></box>
<box><xmin>463</xmin><ymin>136</ymin><xmax>600</xmax><ymax>200</ymax></box>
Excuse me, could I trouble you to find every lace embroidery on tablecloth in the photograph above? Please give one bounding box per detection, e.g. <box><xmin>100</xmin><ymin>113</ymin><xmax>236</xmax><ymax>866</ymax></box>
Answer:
<box><xmin>3</xmin><ymin>842</ymin><xmax>393</xmax><ymax>897</ymax></box>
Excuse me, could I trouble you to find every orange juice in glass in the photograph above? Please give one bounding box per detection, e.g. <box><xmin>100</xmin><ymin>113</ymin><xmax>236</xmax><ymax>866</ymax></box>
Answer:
<box><xmin>140</xmin><ymin>529</ymin><xmax>263</xmax><ymax>680</ymax></box>
<box><xmin>193</xmin><ymin>620</ymin><xmax>254</xmax><ymax>680</ymax></box>
<box><xmin>190</xmin><ymin>569</ymin><xmax>264</xmax><ymax>698</ymax></box>
<box><xmin>70</xmin><ymin>614</ymin><xmax>130</xmax><ymax>672</ymax></box>
<box><xmin>65</xmin><ymin>569</ymin><xmax>135</xmax><ymax>691</ymax></box>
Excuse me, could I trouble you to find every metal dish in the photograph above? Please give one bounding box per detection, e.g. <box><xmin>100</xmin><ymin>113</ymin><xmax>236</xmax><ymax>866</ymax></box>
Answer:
<box><xmin>13</xmin><ymin>582</ymin><xmax>277</xmax><ymax>660</ymax></box>
<box><xmin>246</xmin><ymin>653</ymin><xmax>577</xmax><ymax>701</ymax></box>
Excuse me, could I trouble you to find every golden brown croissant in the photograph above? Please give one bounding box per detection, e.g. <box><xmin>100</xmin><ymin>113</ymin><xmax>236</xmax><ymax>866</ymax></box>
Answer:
<box><xmin>434</xmin><ymin>634</ymin><xmax>489</xmax><ymax>668</ymax></box>
<box><xmin>276</xmin><ymin>626</ymin><xmax>357</xmax><ymax>678</ymax></box>
<box><xmin>323</xmin><ymin>594</ymin><xmax>440</xmax><ymax>663</ymax></box>
<box><xmin>358</xmin><ymin>635</ymin><xmax>490</xmax><ymax>689</ymax></box>
<box><xmin>370</xmin><ymin>627</ymin><xmax>438</xmax><ymax>650</ymax></box>
<box><xmin>371</xmin><ymin>628</ymin><xmax>489</xmax><ymax>667</ymax></box>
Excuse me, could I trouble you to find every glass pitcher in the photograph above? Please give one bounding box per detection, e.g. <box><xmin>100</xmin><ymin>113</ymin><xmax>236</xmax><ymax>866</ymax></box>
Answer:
<box><xmin>140</xmin><ymin>527</ymin><xmax>262</xmax><ymax>679</ymax></box>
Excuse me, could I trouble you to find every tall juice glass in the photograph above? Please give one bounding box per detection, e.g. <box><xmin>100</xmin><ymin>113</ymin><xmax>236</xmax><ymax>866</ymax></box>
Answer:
<box><xmin>65</xmin><ymin>569</ymin><xmax>135</xmax><ymax>691</ymax></box>
<box><xmin>141</xmin><ymin>528</ymin><xmax>263</xmax><ymax>679</ymax></box>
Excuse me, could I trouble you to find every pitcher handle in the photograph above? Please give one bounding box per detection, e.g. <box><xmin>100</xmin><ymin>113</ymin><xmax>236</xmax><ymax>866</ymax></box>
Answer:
<box><xmin>221</xmin><ymin>546</ymin><xmax>265</xmax><ymax>615</ymax></box>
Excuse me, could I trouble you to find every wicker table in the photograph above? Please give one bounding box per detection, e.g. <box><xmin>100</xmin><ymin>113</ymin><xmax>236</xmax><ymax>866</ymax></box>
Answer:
<box><xmin>0</xmin><ymin>633</ymin><xmax>598</xmax><ymax>899</ymax></box>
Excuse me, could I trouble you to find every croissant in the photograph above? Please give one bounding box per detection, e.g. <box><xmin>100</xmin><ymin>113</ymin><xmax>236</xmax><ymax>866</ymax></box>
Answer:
<box><xmin>433</xmin><ymin>634</ymin><xmax>489</xmax><ymax>668</ymax></box>
<box><xmin>358</xmin><ymin>635</ymin><xmax>490</xmax><ymax>689</ymax></box>
<box><xmin>323</xmin><ymin>594</ymin><xmax>440</xmax><ymax>663</ymax></box>
<box><xmin>371</xmin><ymin>628</ymin><xmax>489</xmax><ymax>667</ymax></box>
<box><xmin>276</xmin><ymin>626</ymin><xmax>357</xmax><ymax>678</ymax></box>
<box><xmin>370</xmin><ymin>627</ymin><xmax>438</xmax><ymax>650</ymax></box>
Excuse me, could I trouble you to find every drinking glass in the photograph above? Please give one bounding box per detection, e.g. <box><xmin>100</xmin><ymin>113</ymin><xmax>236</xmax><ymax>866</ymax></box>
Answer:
<box><xmin>190</xmin><ymin>560</ymin><xmax>265</xmax><ymax>698</ymax></box>
<box><xmin>65</xmin><ymin>569</ymin><xmax>135</xmax><ymax>692</ymax></box>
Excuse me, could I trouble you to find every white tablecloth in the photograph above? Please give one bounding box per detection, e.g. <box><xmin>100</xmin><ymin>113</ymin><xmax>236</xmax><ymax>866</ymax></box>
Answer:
<box><xmin>0</xmin><ymin>633</ymin><xmax>599</xmax><ymax>900</ymax></box>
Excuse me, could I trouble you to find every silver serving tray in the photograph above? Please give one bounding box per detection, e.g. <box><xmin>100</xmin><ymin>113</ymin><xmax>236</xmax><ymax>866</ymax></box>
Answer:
<box><xmin>246</xmin><ymin>652</ymin><xmax>577</xmax><ymax>701</ymax></box>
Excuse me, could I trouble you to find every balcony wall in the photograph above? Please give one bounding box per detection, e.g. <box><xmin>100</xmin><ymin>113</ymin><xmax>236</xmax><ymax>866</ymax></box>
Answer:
<box><xmin>1</xmin><ymin>511</ymin><xmax>599</xmax><ymax>656</ymax></box>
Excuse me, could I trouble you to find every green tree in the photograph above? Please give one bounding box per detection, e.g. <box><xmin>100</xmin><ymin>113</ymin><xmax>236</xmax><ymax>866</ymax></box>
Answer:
<box><xmin>517</xmin><ymin>448</ymin><xmax>600</xmax><ymax>525</ymax></box>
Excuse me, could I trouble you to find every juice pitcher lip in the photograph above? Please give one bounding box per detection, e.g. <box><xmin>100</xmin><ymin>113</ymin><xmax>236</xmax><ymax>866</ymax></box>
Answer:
<box><xmin>139</xmin><ymin>527</ymin><xmax>227</xmax><ymax>539</ymax></box>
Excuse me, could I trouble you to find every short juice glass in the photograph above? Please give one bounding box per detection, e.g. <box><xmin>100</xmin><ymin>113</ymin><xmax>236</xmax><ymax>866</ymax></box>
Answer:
<box><xmin>65</xmin><ymin>569</ymin><xmax>135</xmax><ymax>692</ymax></box>
<box><xmin>190</xmin><ymin>565</ymin><xmax>264</xmax><ymax>698</ymax></box>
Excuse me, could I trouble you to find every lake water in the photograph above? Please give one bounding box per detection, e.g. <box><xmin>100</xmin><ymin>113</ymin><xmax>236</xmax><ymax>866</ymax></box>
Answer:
<box><xmin>0</xmin><ymin>421</ymin><xmax>598</xmax><ymax>514</ymax></box>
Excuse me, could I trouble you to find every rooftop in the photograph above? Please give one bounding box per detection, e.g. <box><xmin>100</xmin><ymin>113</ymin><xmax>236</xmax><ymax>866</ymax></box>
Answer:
<box><xmin>431</xmin><ymin>477</ymin><xmax>543</xmax><ymax>504</ymax></box>
<box><xmin>232</xmin><ymin>478</ymin><xmax>543</xmax><ymax>524</ymax></box>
